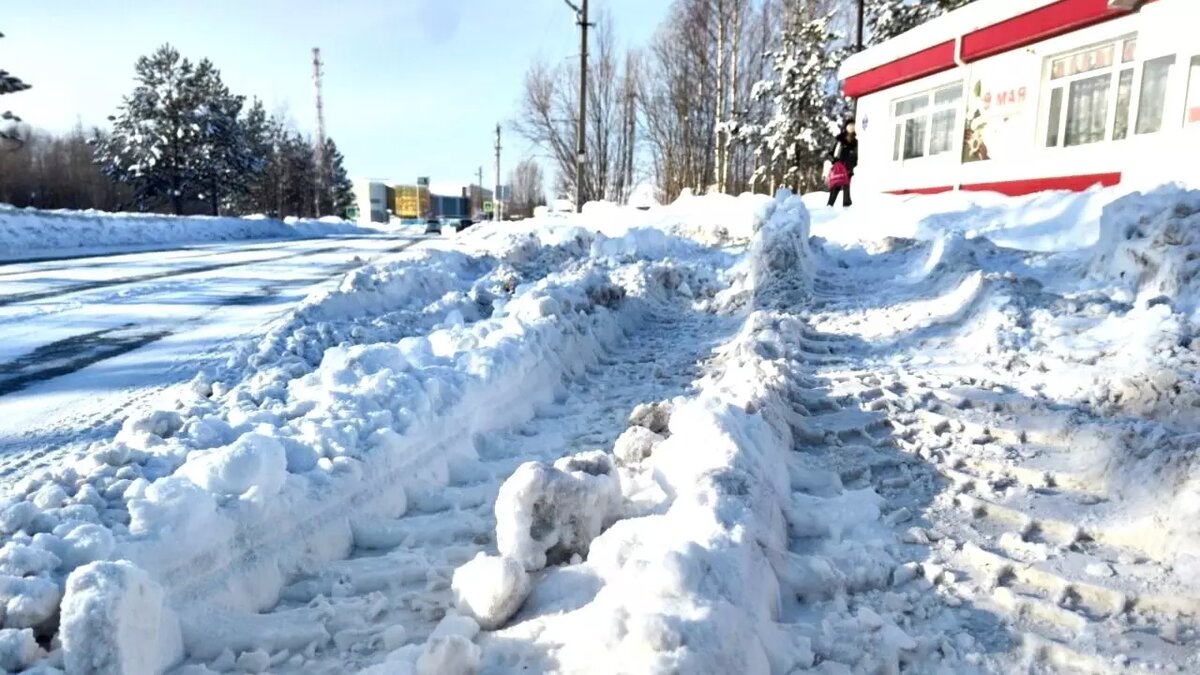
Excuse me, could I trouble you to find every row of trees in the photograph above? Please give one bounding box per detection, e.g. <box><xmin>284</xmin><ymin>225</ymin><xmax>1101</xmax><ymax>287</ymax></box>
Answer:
<box><xmin>94</xmin><ymin>44</ymin><xmax>352</xmax><ymax>217</ymax></box>
<box><xmin>516</xmin><ymin>0</ymin><xmax>977</xmax><ymax>203</ymax></box>
<box><xmin>1</xmin><ymin>40</ymin><xmax>352</xmax><ymax>218</ymax></box>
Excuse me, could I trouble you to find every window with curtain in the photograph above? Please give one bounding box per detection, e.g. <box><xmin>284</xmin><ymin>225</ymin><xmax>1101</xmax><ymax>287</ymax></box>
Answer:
<box><xmin>1064</xmin><ymin>73</ymin><xmax>1111</xmax><ymax>146</ymax></box>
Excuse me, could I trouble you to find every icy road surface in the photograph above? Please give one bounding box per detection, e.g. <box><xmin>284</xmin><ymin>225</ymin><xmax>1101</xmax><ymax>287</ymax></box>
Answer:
<box><xmin>0</xmin><ymin>234</ymin><xmax>424</xmax><ymax>486</ymax></box>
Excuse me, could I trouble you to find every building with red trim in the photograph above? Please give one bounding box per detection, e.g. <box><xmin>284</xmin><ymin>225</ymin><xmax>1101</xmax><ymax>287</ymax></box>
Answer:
<box><xmin>839</xmin><ymin>0</ymin><xmax>1200</xmax><ymax>197</ymax></box>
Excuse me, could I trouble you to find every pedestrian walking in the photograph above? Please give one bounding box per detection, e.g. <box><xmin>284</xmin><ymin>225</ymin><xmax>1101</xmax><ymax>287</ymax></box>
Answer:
<box><xmin>827</xmin><ymin>121</ymin><xmax>858</xmax><ymax>208</ymax></box>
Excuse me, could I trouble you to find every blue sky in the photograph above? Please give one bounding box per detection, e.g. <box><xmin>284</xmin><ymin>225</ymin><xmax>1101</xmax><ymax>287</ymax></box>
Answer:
<box><xmin>3</xmin><ymin>0</ymin><xmax>671</xmax><ymax>188</ymax></box>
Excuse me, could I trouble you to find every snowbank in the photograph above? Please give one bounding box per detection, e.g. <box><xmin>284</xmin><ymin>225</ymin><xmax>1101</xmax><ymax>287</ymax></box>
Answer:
<box><xmin>426</xmin><ymin>191</ymin><xmax>821</xmax><ymax>673</ymax></box>
<box><xmin>809</xmin><ymin>180</ymin><xmax>1197</xmax><ymax>254</ymax></box>
<box><xmin>0</xmin><ymin>210</ymin><xmax>731</xmax><ymax>669</ymax></box>
<box><xmin>0</xmin><ymin>205</ymin><xmax>377</xmax><ymax>260</ymax></box>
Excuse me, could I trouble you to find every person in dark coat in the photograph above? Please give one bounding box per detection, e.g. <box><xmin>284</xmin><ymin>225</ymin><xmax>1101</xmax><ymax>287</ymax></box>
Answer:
<box><xmin>827</xmin><ymin>121</ymin><xmax>859</xmax><ymax>208</ymax></box>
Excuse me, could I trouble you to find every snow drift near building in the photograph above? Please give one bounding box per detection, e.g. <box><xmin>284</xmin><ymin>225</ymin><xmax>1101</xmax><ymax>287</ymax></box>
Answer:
<box><xmin>0</xmin><ymin>205</ymin><xmax>377</xmax><ymax>261</ymax></box>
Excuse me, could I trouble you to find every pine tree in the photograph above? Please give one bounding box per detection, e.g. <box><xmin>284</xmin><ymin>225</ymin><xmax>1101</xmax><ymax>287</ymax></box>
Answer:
<box><xmin>234</xmin><ymin>98</ymin><xmax>275</xmax><ymax>215</ymax></box>
<box><xmin>321</xmin><ymin>137</ymin><xmax>353</xmax><ymax>217</ymax></box>
<box><xmin>280</xmin><ymin>131</ymin><xmax>317</xmax><ymax>218</ymax></box>
<box><xmin>748</xmin><ymin>12</ymin><xmax>849</xmax><ymax>192</ymax></box>
<box><xmin>95</xmin><ymin>44</ymin><xmax>205</xmax><ymax>214</ymax></box>
<box><xmin>191</xmin><ymin>58</ymin><xmax>250</xmax><ymax>215</ymax></box>
<box><xmin>0</xmin><ymin>31</ymin><xmax>32</xmax><ymax>147</ymax></box>
<box><xmin>866</xmin><ymin>0</ymin><xmax>978</xmax><ymax>45</ymax></box>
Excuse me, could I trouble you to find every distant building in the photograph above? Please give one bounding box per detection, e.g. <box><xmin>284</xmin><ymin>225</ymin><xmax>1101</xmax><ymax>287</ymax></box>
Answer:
<box><xmin>352</xmin><ymin>180</ymin><xmax>389</xmax><ymax>223</ymax></box>
<box><xmin>352</xmin><ymin>179</ymin><xmax>510</xmax><ymax>223</ymax></box>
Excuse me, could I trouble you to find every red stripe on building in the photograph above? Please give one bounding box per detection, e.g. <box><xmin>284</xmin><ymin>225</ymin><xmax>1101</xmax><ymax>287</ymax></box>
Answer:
<box><xmin>845</xmin><ymin>0</ymin><xmax>1158</xmax><ymax>97</ymax></box>
<box><xmin>961</xmin><ymin>0</ymin><xmax>1135</xmax><ymax>61</ymax></box>
<box><xmin>843</xmin><ymin>41</ymin><xmax>957</xmax><ymax>99</ymax></box>
<box><xmin>887</xmin><ymin>173</ymin><xmax>1122</xmax><ymax>197</ymax></box>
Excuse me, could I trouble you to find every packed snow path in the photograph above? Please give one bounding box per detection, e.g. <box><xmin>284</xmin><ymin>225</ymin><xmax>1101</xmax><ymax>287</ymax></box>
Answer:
<box><xmin>0</xmin><ymin>235</ymin><xmax>422</xmax><ymax>487</ymax></box>
<box><xmin>172</xmin><ymin>306</ymin><xmax>737</xmax><ymax>673</ymax></box>
<box><xmin>774</xmin><ymin>233</ymin><xmax>1199</xmax><ymax>673</ymax></box>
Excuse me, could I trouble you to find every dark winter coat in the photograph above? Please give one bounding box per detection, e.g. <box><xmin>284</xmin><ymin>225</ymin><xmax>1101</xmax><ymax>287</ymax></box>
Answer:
<box><xmin>830</xmin><ymin>132</ymin><xmax>859</xmax><ymax>175</ymax></box>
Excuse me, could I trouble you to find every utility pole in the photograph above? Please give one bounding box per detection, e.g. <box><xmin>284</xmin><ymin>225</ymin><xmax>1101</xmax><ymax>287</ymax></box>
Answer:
<box><xmin>565</xmin><ymin>0</ymin><xmax>589</xmax><ymax>213</ymax></box>
<box><xmin>494</xmin><ymin>124</ymin><xmax>503</xmax><ymax>222</ymax></box>
<box><xmin>853</xmin><ymin>0</ymin><xmax>865</xmax><ymax>118</ymax></box>
<box><xmin>312</xmin><ymin>47</ymin><xmax>327</xmax><ymax>217</ymax></box>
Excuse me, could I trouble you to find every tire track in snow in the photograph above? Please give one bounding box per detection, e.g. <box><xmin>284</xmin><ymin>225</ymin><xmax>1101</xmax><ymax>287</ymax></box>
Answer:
<box><xmin>779</xmin><ymin>238</ymin><xmax>1200</xmax><ymax>673</ymax></box>
<box><xmin>170</xmin><ymin>308</ymin><xmax>738</xmax><ymax>673</ymax></box>
<box><xmin>0</xmin><ymin>236</ymin><xmax>421</xmax><ymax>307</ymax></box>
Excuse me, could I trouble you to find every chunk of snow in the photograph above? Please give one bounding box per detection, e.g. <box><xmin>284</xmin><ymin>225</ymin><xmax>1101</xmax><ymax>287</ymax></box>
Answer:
<box><xmin>612</xmin><ymin>426</ymin><xmax>664</xmax><ymax>466</ymax></box>
<box><xmin>451</xmin><ymin>554</ymin><xmax>531</xmax><ymax>630</ymax></box>
<box><xmin>0</xmin><ymin>628</ymin><xmax>42</xmax><ymax>672</ymax></box>
<box><xmin>0</xmin><ymin>575</ymin><xmax>62</xmax><ymax>630</ymax></box>
<box><xmin>628</xmin><ymin>401</ymin><xmax>672</xmax><ymax>435</ymax></box>
<box><xmin>175</xmin><ymin>433</ymin><xmax>288</xmax><ymax>498</ymax></box>
<box><xmin>415</xmin><ymin>635</ymin><xmax>480</xmax><ymax>675</ymax></box>
<box><xmin>60</xmin><ymin>561</ymin><xmax>183</xmax><ymax>675</ymax></box>
<box><xmin>495</xmin><ymin>450</ymin><xmax>622</xmax><ymax>571</ymax></box>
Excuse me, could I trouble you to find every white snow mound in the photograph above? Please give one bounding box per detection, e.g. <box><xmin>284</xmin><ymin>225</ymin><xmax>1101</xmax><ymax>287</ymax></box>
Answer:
<box><xmin>494</xmin><ymin>450</ymin><xmax>623</xmax><ymax>571</ymax></box>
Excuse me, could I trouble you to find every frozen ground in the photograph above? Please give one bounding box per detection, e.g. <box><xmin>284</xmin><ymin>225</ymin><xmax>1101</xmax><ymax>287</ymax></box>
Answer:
<box><xmin>0</xmin><ymin>184</ymin><xmax>1197</xmax><ymax>674</ymax></box>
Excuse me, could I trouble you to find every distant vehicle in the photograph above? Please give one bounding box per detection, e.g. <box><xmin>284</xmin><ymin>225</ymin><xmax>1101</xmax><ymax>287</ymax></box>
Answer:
<box><xmin>454</xmin><ymin>219</ymin><xmax>474</xmax><ymax>233</ymax></box>
<box><xmin>424</xmin><ymin>218</ymin><xmax>442</xmax><ymax>234</ymax></box>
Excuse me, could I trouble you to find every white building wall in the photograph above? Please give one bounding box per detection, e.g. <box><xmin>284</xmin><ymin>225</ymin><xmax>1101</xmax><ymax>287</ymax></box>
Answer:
<box><xmin>852</xmin><ymin>0</ymin><xmax>1200</xmax><ymax>196</ymax></box>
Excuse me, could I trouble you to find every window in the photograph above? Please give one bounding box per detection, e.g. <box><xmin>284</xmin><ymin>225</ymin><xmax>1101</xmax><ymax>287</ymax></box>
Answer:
<box><xmin>1064</xmin><ymin>73</ymin><xmax>1111</xmax><ymax>146</ymax></box>
<box><xmin>1187</xmin><ymin>56</ymin><xmax>1200</xmax><ymax>125</ymax></box>
<box><xmin>1046</xmin><ymin>88</ymin><xmax>1063</xmax><ymax>147</ymax></box>
<box><xmin>1044</xmin><ymin>37</ymin><xmax>1178</xmax><ymax>148</ymax></box>
<box><xmin>1136</xmin><ymin>56</ymin><xmax>1175</xmax><ymax>135</ymax></box>
<box><xmin>891</xmin><ymin>82</ymin><xmax>962</xmax><ymax>161</ymax></box>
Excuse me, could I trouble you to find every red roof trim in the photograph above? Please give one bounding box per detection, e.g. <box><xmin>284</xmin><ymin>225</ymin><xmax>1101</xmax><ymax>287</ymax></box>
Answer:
<box><xmin>844</xmin><ymin>41</ymin><xmax>957</xmax><ymax>99</ymax></box>
<box><xmin>961</xmin><ymin>0</ymin><xmax>1132</xmax><ymax>61</ymax></box>
<box><xmin>845</xmin><ymin>0</ymin><xmax>1157</xmax><ymax>98</ymax></box>
<box><xmin>886</xmin><ymin>172</ymin><xmax>1121</xmax><ymax>197</ymax></box>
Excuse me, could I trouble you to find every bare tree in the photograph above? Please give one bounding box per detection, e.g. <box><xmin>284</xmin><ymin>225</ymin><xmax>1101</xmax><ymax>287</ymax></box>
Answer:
<box><xmin>514</xmin><ymin>10</ymin><xmax>639</xmax><ymax>205</ymax></box>
<box><xmin>0</xmin><ymin>124</ymin><xmax>131</xmax><ymax>210</ymax></box>
<box><xmin>508</xmin><ymin>158</ymin><xmax>546</xmax><ymax>217</ymax></box>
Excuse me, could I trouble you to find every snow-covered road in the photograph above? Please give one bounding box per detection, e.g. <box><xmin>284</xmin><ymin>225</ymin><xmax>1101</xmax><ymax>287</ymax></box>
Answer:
<box><xmin>0</xmin><ymin>234</ymin><xmax>424</xmax><ymax>487</ymax></box>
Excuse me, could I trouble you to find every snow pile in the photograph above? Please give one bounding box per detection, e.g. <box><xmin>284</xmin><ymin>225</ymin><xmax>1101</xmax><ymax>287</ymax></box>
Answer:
<box><xmin>449</xmin><ymin>191</ymin><xmax>819</xmax><ymax>672</ymax></box>
<box><xmin>1089</xmin><ymin>186</ymin><xmax>1200</xmax><ymax>319</ymax></box>
<box><xmin>0</xmin><ymin>205</ymin><xmax>376</xmax><ymax>260</ymax></box>
<box><xmin>719</xmin><ymin>189</ymin><xmax>814</xmax><ymax>311</ymax></box>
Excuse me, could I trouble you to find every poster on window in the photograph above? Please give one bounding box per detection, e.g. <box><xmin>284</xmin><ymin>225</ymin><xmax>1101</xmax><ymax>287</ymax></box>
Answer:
<box><xmin>962</xmin><ymin>76</ymin><xmax>1029</xmax><ymax>163</ymax></box>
